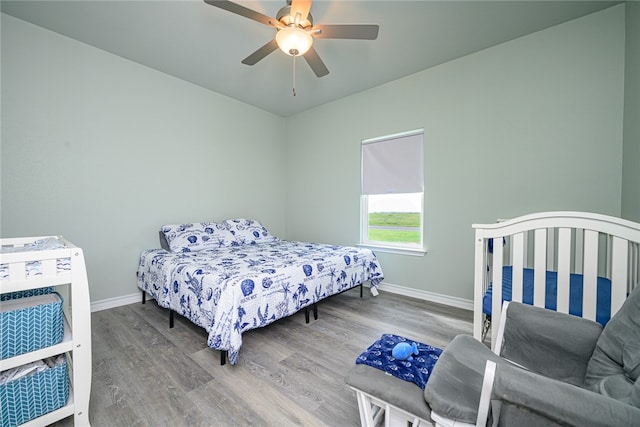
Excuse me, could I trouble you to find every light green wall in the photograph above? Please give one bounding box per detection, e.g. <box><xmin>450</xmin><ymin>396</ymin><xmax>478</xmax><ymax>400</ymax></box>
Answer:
<box><xmin>285</xmin><ymin>5</ymin><xmax>625</xmax><ymax>300</ymax></box>
<box><xmin>622</xmin><ymin>1</ymin><xmax>640</xmax><ymax>222</ymax></box>
<box><xmin>1</xmin><ymin>5</ymin><xmax>630</xmax><ymax>305</ymax></box>
<box><xmin>1</xmin><ymin>14</ymin><xmax>287</xmax><ymax>302</ymax></box>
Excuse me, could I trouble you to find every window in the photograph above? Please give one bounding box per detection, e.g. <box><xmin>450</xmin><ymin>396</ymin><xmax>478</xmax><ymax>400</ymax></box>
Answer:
<box><xmin>360</xmin><ymin>130</ymin><xmax>424</xmax><ymax>255</ymax></box>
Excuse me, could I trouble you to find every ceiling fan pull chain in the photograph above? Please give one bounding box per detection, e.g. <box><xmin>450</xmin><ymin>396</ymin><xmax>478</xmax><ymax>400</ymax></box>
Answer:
<box><xmin>292</xmin><ymin>54</ymin><xmax>297</xmax><ymax>96</ymax></box>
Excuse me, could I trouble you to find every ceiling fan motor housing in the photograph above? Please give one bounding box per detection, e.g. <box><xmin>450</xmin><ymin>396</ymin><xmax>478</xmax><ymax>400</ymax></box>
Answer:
<box><xmin>276</xmin><ymin>5</ymin><xmax>313</xmax><ymax>28</ymax></box>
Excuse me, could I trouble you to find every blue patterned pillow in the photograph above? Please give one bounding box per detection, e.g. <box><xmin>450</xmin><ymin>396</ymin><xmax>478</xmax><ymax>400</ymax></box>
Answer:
<box><xmin>161</xmin><ymin>222</ymin><xmax>236</xmax><ymax>253</ymax></box>
<box><xmin>223</xmin><ymin>218</ymin><xmax>278</xmax><ymax>246</ymax></box>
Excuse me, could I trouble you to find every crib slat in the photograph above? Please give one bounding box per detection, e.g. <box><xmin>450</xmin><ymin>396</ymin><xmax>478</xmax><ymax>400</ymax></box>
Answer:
<box><xmin>473</xmin><ymin>234</ymin><xmax>487</xmax><ymax>341</ymax></box>
<box><xmin>556</xmin><ymin>228</ymin><xmax>572</xmax><ymax>314</ymax></box>
<box><xmin>582</xmin><ymin>230</ymin><xmax>599</xmax><ymax>321</ymax></box>
<box><xmin>512</xmin><ymin>233</ymin><xmax>524</xmax><ymax>304</ymax></box>
<box><xmin>491</xmin><ymin>238</ymin><xmax>504</xmax><ymax>346</ymax></box>
<box><xmin>533</xmin><ymin>229</ymin><xmax>547</xmax><ymax>308</ymax></box>
<box><xmin>610</xmin><ymin>237</ymin><xmax>628</xmax><ymax>316</ymax></box>
<box><xmin>632</xmin><ymin>243</ymin><xmax>640</xmax><ymax>292</ymax></box>
<box><xmin>42</xmin><ymin>258</ymin><xmax>57</xmax><ymax>277</ymax></box>
<box><xmin>8</xmin><ymin>261</ymin><xmax>27</xmax><ymax>281</ymax></box>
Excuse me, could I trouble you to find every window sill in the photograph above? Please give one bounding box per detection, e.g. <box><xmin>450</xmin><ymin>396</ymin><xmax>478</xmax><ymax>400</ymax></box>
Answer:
<box><xmin>357</xmin><ymin>243</ymin><xmax>427</xmax><ymax>257</ymax></box>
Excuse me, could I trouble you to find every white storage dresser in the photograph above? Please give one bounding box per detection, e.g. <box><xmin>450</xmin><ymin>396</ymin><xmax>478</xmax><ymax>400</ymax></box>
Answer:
<box><xmin>0</xmin><ymin>237</ymin><xmax>92</xmax><ymax>426</ymax></box>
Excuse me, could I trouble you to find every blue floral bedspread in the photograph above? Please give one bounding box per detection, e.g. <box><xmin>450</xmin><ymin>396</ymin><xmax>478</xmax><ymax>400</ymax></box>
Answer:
<box><xmin>137</xmin><ymin>240</ymin><xmax>384</xmax><ymax>364</ymax></box>
<box><xmin>356</xmin><ymin>334</ymin><xmax>442</xmax><ymax>389</ymax></box>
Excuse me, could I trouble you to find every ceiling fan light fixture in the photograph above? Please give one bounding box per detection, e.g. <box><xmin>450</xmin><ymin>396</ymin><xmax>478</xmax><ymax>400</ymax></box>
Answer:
<box><xmin>275</xmin><ymin>26</ymin><xmax>313</xmax><ymax>56</ymax></box>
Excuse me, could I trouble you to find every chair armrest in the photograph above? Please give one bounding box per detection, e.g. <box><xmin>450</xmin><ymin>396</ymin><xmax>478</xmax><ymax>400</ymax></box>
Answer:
<box><xmin>487</xmin><ymin>361</ymin><xmax>640</xmax><ymax>427</ymax></box>
<box><xmin>499</xmin><ymin>302</ymin><xmax>603</xmax><ymax>385</ymax></box>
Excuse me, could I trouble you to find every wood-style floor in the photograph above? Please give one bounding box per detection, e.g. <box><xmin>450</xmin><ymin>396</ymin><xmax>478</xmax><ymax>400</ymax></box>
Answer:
<box><xmin>53</xmin><ymin>289</ymin><xmax>472</xmax><ymax>426</ymax></box>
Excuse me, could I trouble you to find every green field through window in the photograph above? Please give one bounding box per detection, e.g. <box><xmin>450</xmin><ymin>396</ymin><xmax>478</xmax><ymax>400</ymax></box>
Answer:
<box><xmin>368</xmin><ymin>212</ymin><xmax>421</xmax><ymax>244</ymax></box>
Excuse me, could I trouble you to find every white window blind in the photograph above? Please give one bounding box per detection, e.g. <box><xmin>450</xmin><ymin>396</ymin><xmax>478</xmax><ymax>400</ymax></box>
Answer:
<box><xmin>361</xmin><ymin>131</ymin><xmax>424</xmax><ymax>195</ymax></box>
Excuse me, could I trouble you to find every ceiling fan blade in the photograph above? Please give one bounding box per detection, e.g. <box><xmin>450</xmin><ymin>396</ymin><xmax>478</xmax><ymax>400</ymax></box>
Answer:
<box><xmin>242</xmin><ymin>39</ymin><xmax>279</xmax><ymax>65</ymax></box>
<box><xmin>313</xmin><ymin>24</ymin><xmax>379</xmax><ymax>40</ymax></box>
<box><xmin>303</xmin><ymin>46</ymin><xmax>329</xmax><ymax>78</ymax></box>
<box><xmin>290</xmin><ymin>0</ymin><xmax>312</xmax><ymax>23</ymax></box>
<box><xmin>204</xmin><ymin>0</ymin><xmax>275</xmax><ymax>27</ymax></box>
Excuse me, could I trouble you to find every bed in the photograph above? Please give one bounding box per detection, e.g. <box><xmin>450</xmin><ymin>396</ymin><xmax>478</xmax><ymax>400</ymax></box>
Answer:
<box><xmin>137</xmin><ymin>219</ymin><xmax>384</xmax><ymax>365</ymax></box>
<box><xmin>473</xmin><ymin>211</ymin><xmax>640</xmax><ymax>349</ymax></box>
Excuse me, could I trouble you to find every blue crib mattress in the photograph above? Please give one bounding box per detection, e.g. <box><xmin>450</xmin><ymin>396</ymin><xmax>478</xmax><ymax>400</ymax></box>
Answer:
<box><xmin>482</xmin><ymin>266</ymin><xmax>612</xmax><ymax>326</ymax></box>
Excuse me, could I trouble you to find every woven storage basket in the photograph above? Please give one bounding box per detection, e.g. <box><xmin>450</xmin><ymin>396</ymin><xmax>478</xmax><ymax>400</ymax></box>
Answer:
<box><xmin>0</xmin><ymin>291</ymin><xmax>64</xmax><ymax>359</ymax></box>
<box><xmin>0</xmin><ymin>287</ymin><xmax>55</xmax><ymax>302</ymax></box>
<box><xmin>0</xmin><ymin>356</ymin><xmax>69</xmax><ymax>427</ymax></box>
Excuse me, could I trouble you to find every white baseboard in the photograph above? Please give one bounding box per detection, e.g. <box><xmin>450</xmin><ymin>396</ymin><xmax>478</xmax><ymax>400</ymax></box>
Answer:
<box><xmin>375</xmin><ymin>281</ymin><xmax>473</xmax><ymax>311</ymax></box>
<box><xmin>91</xmin><ymin>283</ymin><xmax>472</xmax><ymax>313</ymax></box>
<box><xmin>90</xmin><ymin>292</ymin><xmax>146</xmax><ymax>312</ymax></box>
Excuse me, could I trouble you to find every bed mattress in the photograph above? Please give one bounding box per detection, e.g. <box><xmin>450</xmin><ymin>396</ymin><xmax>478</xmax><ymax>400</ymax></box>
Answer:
<box><xmin>137</xmin><ymin>240</ymin><xmax>384</xmax><ymax>364</ymax></box>
<box><xmin>483</xmin><ymin>266</ymin><xmax>612</xmax><ymax>326</ymax></box>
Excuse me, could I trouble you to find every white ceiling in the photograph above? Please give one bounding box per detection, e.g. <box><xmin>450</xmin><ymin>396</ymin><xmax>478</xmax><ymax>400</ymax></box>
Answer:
<box><xmin>1</xmin><ymin>0</ymin><xmax>621</xmax><ymax>117</ymax></box>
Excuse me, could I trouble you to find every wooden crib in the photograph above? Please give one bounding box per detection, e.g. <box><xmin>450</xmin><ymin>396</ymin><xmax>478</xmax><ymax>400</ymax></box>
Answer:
<box><xmin>473</xmin><ymin>211</ymin><xmax>640</xmax><ymax>349</ymax></box>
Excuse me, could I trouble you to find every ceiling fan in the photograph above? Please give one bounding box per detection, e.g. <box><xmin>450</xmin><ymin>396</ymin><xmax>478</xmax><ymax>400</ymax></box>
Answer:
<box><xmin>204</xmin><ymin>0</ymin><xmax>379</xmax><ymax>78</ymax></box>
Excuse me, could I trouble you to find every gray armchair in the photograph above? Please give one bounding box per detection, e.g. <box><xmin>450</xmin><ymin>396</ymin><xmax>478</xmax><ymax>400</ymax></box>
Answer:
<box><xmin>424</xmin><ymin>285</ymin><xmax>640</xmax><ymax>427</ymax></box>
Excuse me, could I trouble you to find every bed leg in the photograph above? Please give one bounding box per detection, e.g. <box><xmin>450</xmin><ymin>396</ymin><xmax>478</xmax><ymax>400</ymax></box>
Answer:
<box><xmin>221</xmin><ymin>350</ymin><xmax>227</xmax><ymax>366</ymax></box>
<box><xmin>313</xmin><ymin>303</ymin><xmax>318</xmax><ymax>320</ymax></box>
<box><xmin>360</xmin><ymin>284</ymin><xmax>363</xmax><ymax>298</ymax></box>
<box><xmin>169</xmin><ymin>310</ymin><xmax>174</xmax><ymax>329</ymax></box>
<box><xmin>141</xmin><ymin>291</ymin><xmax>146</xmax><ymax>304</ymax></box>
<box><xmin>305</xmin><ymin>306</ymin><xmax>310</xmax><ymax>324</ymax></box>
